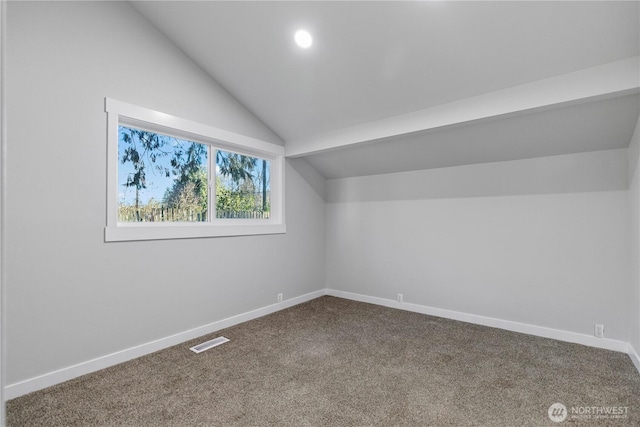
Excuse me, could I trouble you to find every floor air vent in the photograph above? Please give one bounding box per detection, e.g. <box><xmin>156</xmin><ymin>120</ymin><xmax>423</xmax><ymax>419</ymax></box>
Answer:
<box><xmin>190</xmin><ymin>336</ymin><xmax>230</xmax><ymax>354</ymax></box>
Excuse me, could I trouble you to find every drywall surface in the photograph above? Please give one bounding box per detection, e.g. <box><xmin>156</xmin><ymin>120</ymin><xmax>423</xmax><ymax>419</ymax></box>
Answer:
<box><xmin>326</xmin><ymin>150</ymin><xmax>630</xmax><ymax>341</ymax></box>
<box><xmin>326</xmin><ymin>149</ymin><xmax>628</xmax><ymax>203</ymax></box>
<box><xmin>5</xmin><ymin>1</ymin><xmax>324</xmax><ymax>385</ymax></box>
<box><xmin>629</xmin><ymin>114</ymin><xmax>640</xmax><ymax>353</ymax></box>
<box><xmin>288</xmin><ymin>157</ymin><xmax>326</xmax><ymax>202</ymax></box>
<box><xmin>0</xmin><ymin>0</ymin><xmax>5</xmax><ymax>421</ymax></box>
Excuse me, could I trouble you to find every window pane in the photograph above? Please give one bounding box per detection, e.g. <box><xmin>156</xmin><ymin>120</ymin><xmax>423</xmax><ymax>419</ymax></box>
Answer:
<box><xmin>118</xmin><ymin>125</ymin><xmax>208</xmax><ymax>222</ymax></box>
<box><xmin>215</xmin><ymin>149</ymin><xmax>270</xmax><ymax>219</ymax></box>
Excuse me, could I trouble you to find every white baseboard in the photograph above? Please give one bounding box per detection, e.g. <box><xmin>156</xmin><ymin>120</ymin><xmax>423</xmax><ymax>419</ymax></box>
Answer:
<box><xmin>629</xmin><ymin>343</ymin><xmax>640</xmax><ymax>374</ymax></box>
<box><xmin>4</xmin><ymin>290</ymin><xmax>324</xmax><ymax>400</ymax></box>
<box><xmin>5</xmin><ymin>288</ymin><xmax>638</xmax><ymax>399</ymax></box>
<box><xmin>325</xmin><ymin>289</ymin><xmax>631</xmax><ymax>354</ymax></box>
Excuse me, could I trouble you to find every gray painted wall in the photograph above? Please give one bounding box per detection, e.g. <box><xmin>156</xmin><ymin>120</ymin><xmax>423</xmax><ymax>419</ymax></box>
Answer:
<box><xmin>628</xmin><ymin>115</ymin><xmax>640</xmax><ymax>354</ymax></box>
<box><xmin>1</xmin><ymin>0</ymin><xmax>6</xmax><ymax>421</ymax></box>
<box><xmin>4</xmin><ymin>0</ymin><xmax>639</xmax><ymax>397</ymax></box>
<box><xmin>326</xmin><ymin>150</ymin><xmax>631</xmax><ymax>341</ymax></box>
<box><xmin>5</xmin><ymin>1</ymin><xmax>325</xmax><ymax>385</ymax></box>
<box><xmin>326</xmin><ymin>149</ymin><xmax>628</xmax><ymax>203</ymax></box>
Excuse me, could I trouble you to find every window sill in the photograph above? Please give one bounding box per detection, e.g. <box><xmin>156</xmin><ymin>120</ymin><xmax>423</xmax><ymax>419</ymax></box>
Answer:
<box><xmin>105</xmin><ymin>223</ymin><xmax>286</xmax><ymax>242</ymax></box>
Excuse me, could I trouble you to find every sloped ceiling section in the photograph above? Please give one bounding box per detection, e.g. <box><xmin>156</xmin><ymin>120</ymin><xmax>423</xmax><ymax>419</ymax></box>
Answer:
<box><xmin>305</xmin><ymin>94</ymin><xmax>640</xmax><ymax>179</ymax></box>
<box><xmin>132</xmin><ymin>1</ymin><xmax>640</xmax><ymax>179</ymax></box>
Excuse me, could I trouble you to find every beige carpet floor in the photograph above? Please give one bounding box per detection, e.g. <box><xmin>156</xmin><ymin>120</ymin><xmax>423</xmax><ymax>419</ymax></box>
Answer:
<box><xmin>7</xmin><ymin>296</ymin><xmax>640</xmax><ymax>426</ymax></box>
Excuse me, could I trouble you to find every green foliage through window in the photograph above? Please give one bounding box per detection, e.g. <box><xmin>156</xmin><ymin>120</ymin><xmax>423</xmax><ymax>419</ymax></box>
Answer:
<box><xmin>118</xmin><ymin>126</ymin><xmax>270</xmax><ymax>222</ymax></box>
<box><xmin>215</xmin><ymin>149</ymin><xmax>270</xmax><ymax>219</ymax></box>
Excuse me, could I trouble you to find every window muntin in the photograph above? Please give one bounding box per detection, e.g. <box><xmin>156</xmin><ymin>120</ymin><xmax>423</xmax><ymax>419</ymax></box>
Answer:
<box><xmin>105</xmin><ymin>98</ymin><xmax>285</xmax><ymax>241</ymax></box>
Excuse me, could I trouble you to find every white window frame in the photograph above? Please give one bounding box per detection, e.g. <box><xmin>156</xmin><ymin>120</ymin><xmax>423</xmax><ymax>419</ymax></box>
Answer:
<box><xmin>105</xmin><ymin>98</ymin><xmax>286</xmax><ymax>242</ymax></box>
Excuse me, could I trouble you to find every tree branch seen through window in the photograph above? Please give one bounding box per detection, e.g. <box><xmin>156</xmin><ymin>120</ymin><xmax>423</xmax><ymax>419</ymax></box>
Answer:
<box><xmin>118</xmin><ymin>126</ymin><xmax>270</xmax><ymax>222</ymax></box>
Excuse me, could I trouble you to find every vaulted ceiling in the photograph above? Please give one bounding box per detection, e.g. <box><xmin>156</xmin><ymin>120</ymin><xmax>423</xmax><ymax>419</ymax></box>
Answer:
<box><xmin>132</xmin><ymin>1</ymin><xmax>640</xmax><ymax>179</ymax></box>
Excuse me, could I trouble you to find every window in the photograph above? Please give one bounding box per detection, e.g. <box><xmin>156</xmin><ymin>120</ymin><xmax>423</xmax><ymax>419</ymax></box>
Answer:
<box><xmin>105</xmin><ymin>98</ymin><xmax>285</xmax><ymax>241</ymax></box>
<box><xmin>118</xmin><ymin>126</ymin><xmax>210</xmax><ymax>223</ymax></box>
<box><xmin>117</xmin><ymin>127</ymin><xmax>271</xmax><ymax>223</ymax></box>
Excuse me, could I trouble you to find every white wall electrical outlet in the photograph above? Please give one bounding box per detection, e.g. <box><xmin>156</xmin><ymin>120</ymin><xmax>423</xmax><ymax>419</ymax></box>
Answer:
<box><xmin>594</xmin><ymin>324</ymin><xmax>604</xmax><ymax>338</ymax></box>
<box><xmin>277</xmin><ymin>293</ymin><xmax>283</xmax><ymax>303</ymax></box>
<box><xmin>397</xmin><ymin>293</ymin><xmax>403</xmax><ymax>303</ymax></box>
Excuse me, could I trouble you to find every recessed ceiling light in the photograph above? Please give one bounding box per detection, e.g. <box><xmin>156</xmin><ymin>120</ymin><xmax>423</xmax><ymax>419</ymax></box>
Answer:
<box><xmin>294</xmin><ymin>29</ymin><xmax>313</xmax><ymax>49</ymax></box>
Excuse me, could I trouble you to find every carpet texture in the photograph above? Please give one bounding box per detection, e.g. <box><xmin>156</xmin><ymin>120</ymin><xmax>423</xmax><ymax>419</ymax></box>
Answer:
<box><xmin>7</xmin><ymin>296</ymin><xmax>640</xmax><ymax>426</ymax></box>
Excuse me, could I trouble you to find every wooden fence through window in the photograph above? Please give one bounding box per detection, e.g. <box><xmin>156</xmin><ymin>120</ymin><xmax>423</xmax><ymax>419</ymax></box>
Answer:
<box><xmin>119</xmin><ymin>206</ymin><xmax>269</xmax><ymax>222</ymax></box>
